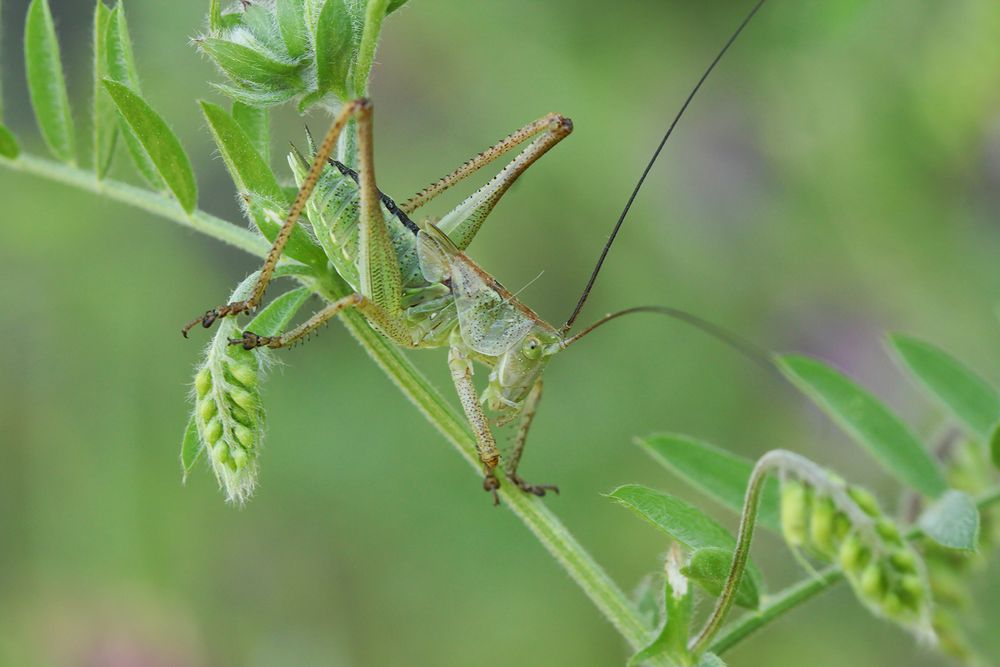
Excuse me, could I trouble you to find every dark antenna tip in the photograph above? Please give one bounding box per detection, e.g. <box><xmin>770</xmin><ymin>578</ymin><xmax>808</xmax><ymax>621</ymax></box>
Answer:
<box><xmin>561</xmin><ymin>0</ymin><xmax>767</xmax><ymax>333</ymax></box>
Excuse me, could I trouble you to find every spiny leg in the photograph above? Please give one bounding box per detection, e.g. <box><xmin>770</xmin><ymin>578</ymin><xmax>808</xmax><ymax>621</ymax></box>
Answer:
<box><xmin>437</xmin><ymin>115</ymin><xmax>573</xmax><ymax>250</ymax></box>
<box><xmin>182</xmin><ymin>99</ymin><xmax>368</xmax><ymax>337</ymax></box>
<box><xmin>400</xmin><ymin>113</ymin><xmax>573</xmax><ymax>222</ymax></box>
<box><xmin>228</xmin><ymin>293</ymin><xmax>402</xmax><ymax>350</ymax></box>
<box><xmin>448</xmin><ymin>341</ymin><xmax>502</xmax><ymax>505</ymax></box>
<box><xmin>503</xmin><ymin>379</ymin><xmax>558</xmax><ymax>497</ymax></box>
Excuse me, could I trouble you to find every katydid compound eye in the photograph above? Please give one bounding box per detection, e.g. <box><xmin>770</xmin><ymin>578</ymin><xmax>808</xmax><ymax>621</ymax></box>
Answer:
<box><xmin>521</xmin><ymin>337</ymin><xmax>542</xmax><ymax>360</ymax></box>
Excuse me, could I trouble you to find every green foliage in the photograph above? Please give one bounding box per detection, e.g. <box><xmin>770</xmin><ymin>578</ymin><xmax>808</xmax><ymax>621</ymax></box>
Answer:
<box><xmin>315</xmin><ymin>0</ymin><xmax>355</xmax><ymax>100</ymax></box>
<box><xmin>682</xmin><ymin>547</ymin><xmax>760</xmax><ymax>610</ymax></box>
<box><xmin>777</xmin><ymin>354</ymin><xmax>947</xmax><ymax>498</ymax></box>
<box><xmin>608</xmin><ymin>484</ymin><xmax>763</xmax><ymax>586</ymax></box>
<box><xmin>92</xmin><ymin>2</ymin><xmax>118</xmax><ymax>178</ymax></box>
<box><xmin>889</xmin><ymin>334</ymin><xmax>1000</xmax><ymax>439</ymax></box>
<box><xmin>232</xmin><ymin>101</ymin><xmax>270</xmax><ymax>162</ymax></box>
<box><xmin>0</xmin><ymin>124</ymin><xmax>19</xmax><ymax>158</ymax></box>
<box><xmin>638</xmin><ymin>434</ymin><xmax>781</xmax><ymax>532</ymax></box>
<box><xmin>105</xmin><ymin>2</ymin><xmax>164</xmax><ymax>188</ymax></box>
<box><xmin>199</xmin><ymin>100</ymin><xmax>283</xmax><ymax>199</ymax></box>
<box><xmin>103</xmin><ymin>80</ymin><xmax>198</xmax><ymax>212</ymax></box>
<box><xmin>24</xmin><ymin>0</ymin><xmax>75</xmax><ymax>163</ymax></box>
<box><xmin>919</xmin><ymin>490</ymin><xmax>980</xmax><ymax>552</ymax></box>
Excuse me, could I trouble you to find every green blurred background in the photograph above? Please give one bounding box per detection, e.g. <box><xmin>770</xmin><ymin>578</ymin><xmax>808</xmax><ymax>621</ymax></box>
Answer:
<box><xmin>2</xmin><ymin>0</ymin><xmax>1000</xmax><ymax>665</ymax></box>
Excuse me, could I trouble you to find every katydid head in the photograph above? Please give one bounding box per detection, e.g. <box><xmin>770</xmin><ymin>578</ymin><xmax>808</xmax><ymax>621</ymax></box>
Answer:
<box><xmin>483</xmin><ymin>324</ymin><xmax>562</xmax><ymax>413</ymax></box>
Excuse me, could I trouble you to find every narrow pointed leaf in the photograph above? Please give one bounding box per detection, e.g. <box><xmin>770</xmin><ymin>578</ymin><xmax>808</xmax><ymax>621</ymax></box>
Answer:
<box><xmin>200</xmin><ymin>100</ymin><xmax>282</xmax><ymax>200</ymax></box>
<box><xmin>629</xmin><ymin>550</ymin><xmax>692</xmax><ymax>666</ymax></box>
<box><xmin>0</xmin><ymin>124</ymin><xmax>19</xmax><ymax>158</ymax></box>
<box><xmin>242</xmin><ymin>191</ymin><xmax>327</xmax><ymax>268</ymax></box>
<box><xmin>991</xmin><ymin>422</ymin><xmax>1000</xmax><ymax>471</ymax></box>
<box><xmin>106</xmin><ymin>4</ymin><xmax>163</xmax><ymax>188</ymax></box>
<box><xmin>608</xmin><ymin>484</ymin><xmax>763</xmax><ymax>581</ymax></box>
<box><xmin>92</xmin><ymin>1</ymin><xmax>118</xmax><ymax>178</ymax></box>
<box><xmin>698</xmin><ymin>654</ymin><xmax>727</xmax><ymax>667</ymax></box>
<box><xmin>211</xmin><ymin>81</ymin><xmax>299</xmax><ymax>108</ymax></box>
<box><xmin>918</xmin><ymin>490</ymin><xmax>980</xmax><ymax>552</ymax></box>
<box><xmin>200</xmin><ymin>38</ymin><xmax>305</xmax><ymax>89</ymax></box>
<box><xmin>208</xmin><ymin>0</ymin><xmax>223</xmax><ymax>33</ymax></box>
<box><xmin>778</xmin><ymin>354</ymin><xmax>947</xmax><ymax>497</ymax></box>
<box><xmin>314</xmin><ymin>0</ymin><xmax>354</xmax><ymax>99</ymax></box>
<box><xmin>180</xmin><ymin>415</ymin><xmax>204</xmax><ymax>480</ymax></box>
<box><xmin>386</xmin><ymin>0</ymin><xmax>409</xmax><ymax>13</ymax></box>
<box><xmin>889</xmin><ymin>334</ymin><xmax>1000</xmax><ymax>439</ymax></box>
<box><xmin>232</xmin><ymin>101</ymin><xmax>270</xmax><ymax>163</ymax></box>
<box><xmin>639</xmin><ymin>434</ymin><xmax>781</xmax><ymax>533</ymax></box>
<box><xmin>104</xmin><ymin>80</ymin><xmax>198</xmax><ymax>212</ymax></box>
<box><xmin>246</xmin><ymin>287</ymin><xmax>311</xmax><ymax>335</ymax></box>
<box><xmin>276</xmin><ymin>0</ymin><xmax>308</xmax><ymax>58</ymax></box>
<box><xmin>682</xmin><ymin>547</ymin><xmax>760</xmax><ymax>609</ymax></box>
<box><xmin>25</xmin><ymin>0</ymin><xmax>76</xmax><ymax>163</ymax></box>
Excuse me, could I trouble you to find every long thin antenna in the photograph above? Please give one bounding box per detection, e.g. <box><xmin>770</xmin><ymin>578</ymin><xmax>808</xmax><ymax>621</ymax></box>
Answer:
<box><xmin>560</xmin><ymin>306</ymin><xmax>773</xmax><ymax>372</ymax></box>
<box><xmin>561</xmin><ymin>0</ymin><xmax>767</xmax><ymax>333</ymax></box>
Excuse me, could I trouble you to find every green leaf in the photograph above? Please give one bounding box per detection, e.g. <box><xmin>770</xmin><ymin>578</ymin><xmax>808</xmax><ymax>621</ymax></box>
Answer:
<box><xmin>629</xmin><ymin>548</ymin><xmax>691</xmax><ymax>666</ymax></box>
<box><xmin>106</xmin><ymin>4</ymin><xmax>163</xmax><ymax>189</ymax></box>
<box><xmin>682</xmin><ymin>547</ymin><xmax>760</xmax><ymax>610</ymax></box>
<box><xmin>199</xmin><ymin>100</ymin><xmax>283</xmax><ymax>200</ymax></box>
<box><xmin>200</xmin><ymin>37</ymin><xmax>305</xmax><ymax>89</ymax></box>
<box><xmin>232</xmin><ymin>101</ymin><xmax>270</xmax><ymax>163</ymax></box>
<box><xmin>639</xmin><ymin>434</ymin><xmax>781</xmax><ymax>533</ymax></box>
<box><xmin>242</xmin><ymin>191</ymin><xmax>327</xmax><ymax>268</ymax></box>
<box><xmin>991</xmin><ymin>422</ymin><xmax>1000</xmax><ymax>471</ymax></box>
<box><xmin>180</xmin><ymin>415</ymin><xmax>204</xmax><ymax>481</ymax></box>
<box><xmin>24</xmin><ymin>0</ymin><xmax>76</xmax><ymax>163</ymax></box>
<box><xmin>889</xmin><ymin>334</ymin><xmax>1000</xmax><ymax>439</ymax></box>
<box><xmin>608</xmin><ymin>484</ymin><xmax>762</xmax><ymax>581</ymax></box>
<box><xmin>103</xmin><ymin>80</ymin><xmax>198</xmax><ymax>213</ymax></box>
<box><xmin>314</xmin><ymin>0</ymin><xmax>354</xmax><ymax>100</ymax></box>
<box><xmin>208</xmin><ymin>0</ymin><xmax>223</xmax><ymax>33</ymax></box>
<box><xmin>92</xmin><ymin>1</ymin><xmax>118</xmax><ymax>178</ymax></box>
<box><xmin>697</xmin><ymin>654</ymin><xmax>727</xmax><ymax>667</ymax></box>
<box><xmin>386</xmin><ymin>0</ymin><xmax>409</xmax><ymax>13</ymax></box>
<box><xmin>778</xmin><ymin>354</ymin><xmax>947</xmax><ymax>498</ymax></box>
<box><xmin>246</xmin><ymin>287</ymin><xmax>312</xmax><ymax>336</ymax></box>
<box><xmin>211</xmin><ymin>81</ymin><xmax>300</xmax><ymax>108</ymax></box>
<box><xmin>918</xmin><ymin>490</ymin><xmax>980</xmax><ymax>552</ymax></box>
<box><xmin>0</xmin><ymin>124</ymin><xmax>20</xmax><ymax>158</ymax></box>
<box><xmin>276</xmin><ymin>0</ymin><xmax>308</xmax><ymax>58</ymax></box>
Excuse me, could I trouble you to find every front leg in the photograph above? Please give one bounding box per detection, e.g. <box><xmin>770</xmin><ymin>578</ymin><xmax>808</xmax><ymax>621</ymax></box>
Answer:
<box><xmin>448</xmin><ymin>341</ymin><xmax>502</xmax><ymax>505</ymax></box>
<box><xmin>504</xmin><ymin>379</ymin><xmax>558</xmax><ymax>497</ymax></box>
<box><xmin>182</xmin><ymin>99</ymin><xmax>368</xmax><ymax>337</ymax></box>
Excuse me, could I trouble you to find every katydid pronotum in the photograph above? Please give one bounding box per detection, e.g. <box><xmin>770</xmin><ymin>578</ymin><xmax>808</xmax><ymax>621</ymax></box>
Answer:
<box><xmin>183</xmin><ymin>1</ymin><xmax>767</xmax><ymax>504</ymax></box>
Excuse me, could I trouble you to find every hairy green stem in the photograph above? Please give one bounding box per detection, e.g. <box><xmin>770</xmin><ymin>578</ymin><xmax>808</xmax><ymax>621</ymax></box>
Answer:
<box><xmin>354</xmin><ymin>0</ymin><xmax>388</xmax><ymax>96</ymax></box>
<box><xmin>708</xmin><ymin>479</ymin><xmax>1000</xmax><ymax>655</ymax></box>
<box><xmin>0</xmin><ymin>151</ymin><xmax>662</xmax><ymax>661</ymax></box>
<box><xmin>689</xmin><ymin>450</ymin><xmax>789</xmax><ymax>655</ymax></box>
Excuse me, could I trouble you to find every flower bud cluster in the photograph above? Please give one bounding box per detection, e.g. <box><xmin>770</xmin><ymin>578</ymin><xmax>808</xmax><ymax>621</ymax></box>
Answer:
<box><xmin>190</xmin><ymin>276</ymin><xmax>267</xmax><ymax>503</ymax></box>
<box><xmin>196</xmin><ymin>0</ymin><xmax>368</xmax><ymax>111</ymax></box>
<box><xmin>777</xmin><ymin>460</ymin><xmax>934</xmax><ymax>639</ymax></box>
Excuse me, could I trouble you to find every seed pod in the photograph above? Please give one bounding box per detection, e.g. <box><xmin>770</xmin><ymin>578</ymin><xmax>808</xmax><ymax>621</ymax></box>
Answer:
<box><xmin>769</xmin><ymin>454</ymin><xmax>934</xmax><ymax>640</ymax></box>
<box><xmin>810</xmin><ymin>496</ymin><xmax>837</xmax><ymax>556</ymax></box>
<box><xmin>781</xmin><ymin>480</ymin><xmax>810</xmax><ymax>547</ymax></box>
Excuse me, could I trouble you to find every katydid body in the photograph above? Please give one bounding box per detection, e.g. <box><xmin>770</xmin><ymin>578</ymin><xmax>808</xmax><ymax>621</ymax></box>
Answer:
<box><xmin>183</xmin><ymin>0</ymin><xmax>766</xmax><ymax>503</ymax></box>
<box><xmin>186</xmin><ymin>100</ymin><xmax>574</xmax><ymax>501</ymax></box>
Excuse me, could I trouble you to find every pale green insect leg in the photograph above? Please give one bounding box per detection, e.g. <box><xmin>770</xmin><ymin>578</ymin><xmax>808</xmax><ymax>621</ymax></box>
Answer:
<box><xmin>353</xmin><ymin>100</ymin><xmax>404</xmax><ymax>318</ymax></box>
<box><xmin>440</xmin><ymin>115</ymin><xmax>573</xmax><ymax>250</ymax></box>
<box><xmin>447</xmin><ymin>335</ymin><xmax>502</xmax><ymax>501</ymax></box>
<box><xmin>504</xmin><ymin>379</ymin><xmax>558</xmax><ymax>497</ymax></box>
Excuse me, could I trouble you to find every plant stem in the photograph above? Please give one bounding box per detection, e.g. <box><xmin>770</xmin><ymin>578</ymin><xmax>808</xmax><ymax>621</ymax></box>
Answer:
<box><xmin>0</xmin><ymin>151</ymin><xmax>663</xmax><ymax>661</ymax></box>
<box><xmin>354</xmin><ymin>0</ymin><xmax>388</xmax><ymax>96</ymax></box>
<box><xmin>689</xmin><ymin>450</ymin><xmax>787</xmax><ymax>656</ymax></box>
<box><xmin>708</xmin><ymin>482</ymin><xmax>1000</xmax><ymax>655</ymax></box>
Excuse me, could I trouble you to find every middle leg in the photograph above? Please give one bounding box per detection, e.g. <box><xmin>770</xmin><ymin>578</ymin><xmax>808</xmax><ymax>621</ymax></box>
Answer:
<box><xmin>504</xmin><ymin>379</ymin><xmax>558</xmax><ymax>497</ymax></box>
